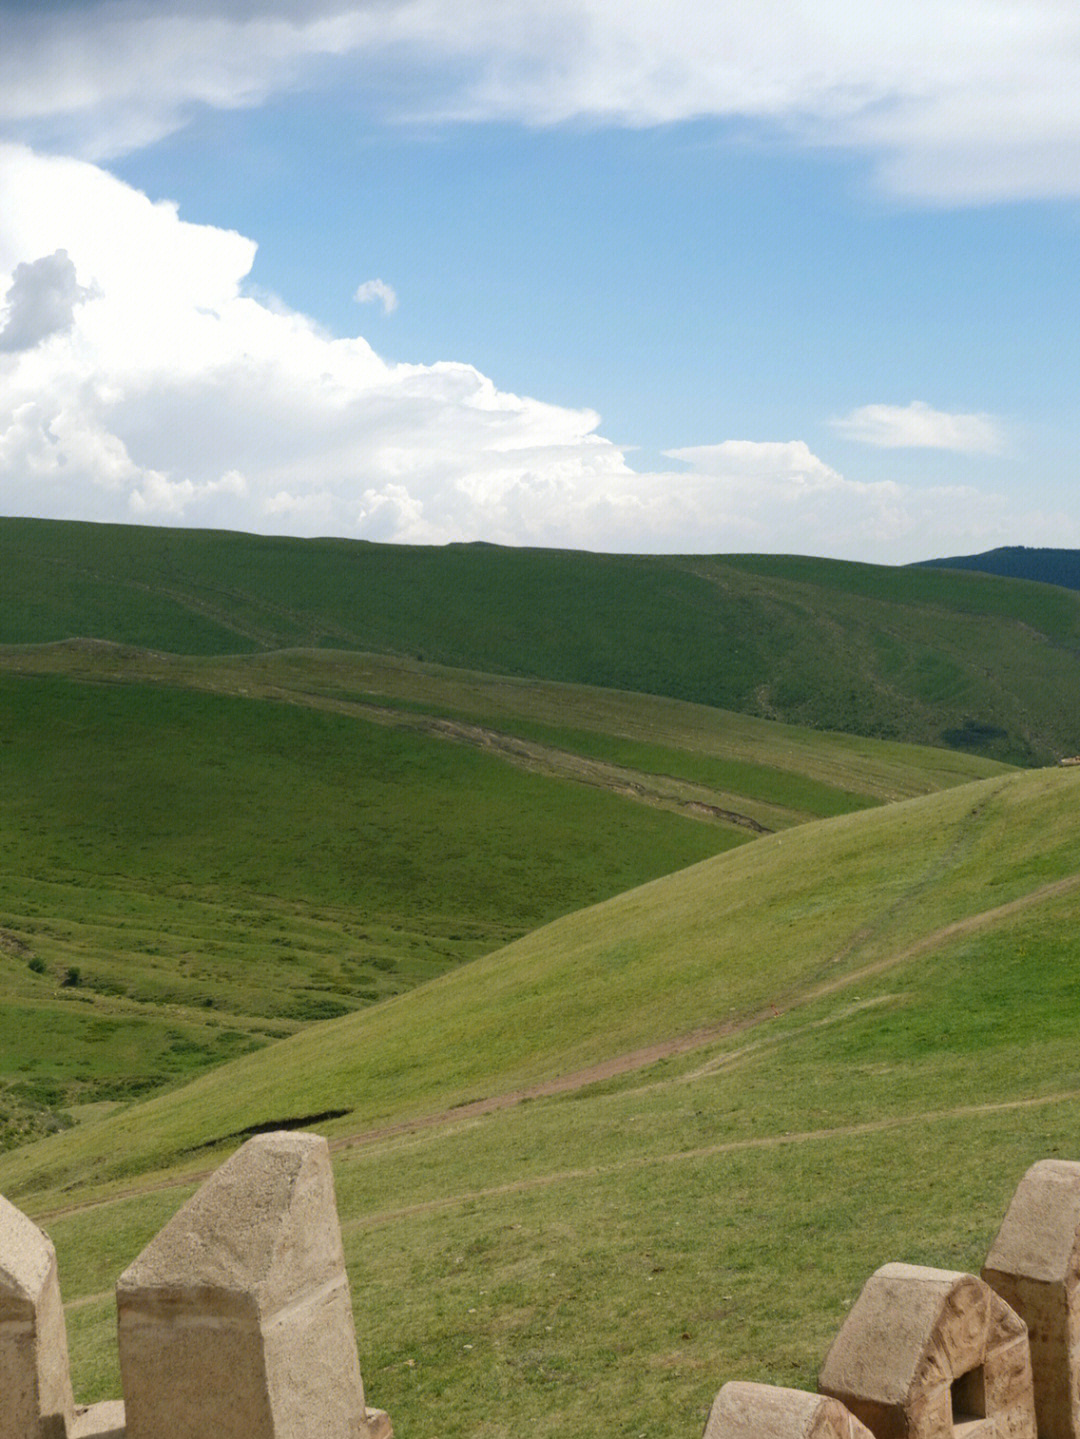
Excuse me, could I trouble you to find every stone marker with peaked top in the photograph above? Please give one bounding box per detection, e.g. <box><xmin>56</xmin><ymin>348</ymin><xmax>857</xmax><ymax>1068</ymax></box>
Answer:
<box><xmin>983</xmin><ymin>1158</ymin><xmax>1080</xmax><ymax>1439</ymax></box>
<box><xmin>116</xmin><ymin>1131</ymin><xmax>390</xmax><ymax>1439</ymax></box>
<box><xmin>703</xmin><ymin>1382</ymin><xmax>877</xmax><ymax>1439</ymax></box>
<box><xmin>818</xmin><ymin>1263</ymin><xmax>1035</xmax><ymax>1439</ymax></box>
<box><xmin>0</xmin><ymin>1192</ymin><xmax>76</xmax><ymax>1439</ymax></box>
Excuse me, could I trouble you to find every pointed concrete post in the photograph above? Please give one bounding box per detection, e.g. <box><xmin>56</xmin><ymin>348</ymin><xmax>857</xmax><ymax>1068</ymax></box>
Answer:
<box><xmin>116</xmin><ymin>1132</ymin><xmax>390</xmax><ymax>1439</ymax></box>
<box><xmin>703</xmin><ymin>1383</ymin><xmax>876</xmax><ymax>1439</ymax></box>
<box><xmin>983</xmin><ymin>1159</ymin><xmax>1080</xmax><ymax>1439</ymax></box>
<box><xmin>0</xmin><ymin>1193</ymin><xmax>76</xmax><ymax>1439</ymax></box>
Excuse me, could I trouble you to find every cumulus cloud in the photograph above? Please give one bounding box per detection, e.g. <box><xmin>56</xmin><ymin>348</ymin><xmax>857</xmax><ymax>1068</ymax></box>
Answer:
<box><xmin>354</xmin><ymin>278</ymin><xmax>398</xmax><ymax>314</ymax></box>
<box><xmin>830</xmin><ymin>402</ymin><xmax>1006</xmax><ymax>455</ymax></box>
<box><xmin>2</xmin><ymin>3</ymin><xmax>1080</xmax><ymax>200</ymax></box>
<box><xmin>0</xmin><ymin>143</ymin><xmax>1063</xmax><ymax>562</ymax></box>
<box><xmin>668</xmin><ymin>441</ymin><xmax>843</xmax><ymax>488</ymax></box>
<box><xmin>0</xmin><ymin>248</ymin><xmax>96</xmax><ymax>353</ymax></box>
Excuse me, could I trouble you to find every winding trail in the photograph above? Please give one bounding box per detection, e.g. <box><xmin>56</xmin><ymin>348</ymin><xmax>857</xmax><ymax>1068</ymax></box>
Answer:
<box><xmin>60</xmin><ymin>1083</ymin><xmax>1080</xmax><ymax>1319</ymax></box>
<box><xmin>342</xmin><ymin>1084</ymin><xmax>1080</xmax><ymax>1231</ymax></box>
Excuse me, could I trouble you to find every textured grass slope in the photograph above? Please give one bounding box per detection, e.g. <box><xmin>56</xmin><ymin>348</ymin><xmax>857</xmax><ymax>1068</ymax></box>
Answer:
<box><xmin>4</xmin><ymin>516</ymin><xmax>1080</xmax><ymax>759</ymax></box>
<box><xmin>1</xmin><ymin>641</ymin><xmax>1011</xmax><ymax>817</ymax></box>
<box><xmin>6</xmin><ymin>763</ymin><xmax>1077</xmax><ymax>1201</ymax></box>
<box><xmin>0</xmin><ymin>668</ymin><xmax>734</xmax><ymax>1144</ymax></box>
<box><xmin>0</xmin><ymin>636</ymin><xmax>1007</xmax><ymax>1149</ymax></box>
<box><xmin>3</xmin><ymin>766</ymin><xmax>1079</xmax><ymax>1439</ymax></box>
<box><xmin>913</xmin><ymin>546</ymin><xmax>1080</xmax><ymax>592</ymax></box>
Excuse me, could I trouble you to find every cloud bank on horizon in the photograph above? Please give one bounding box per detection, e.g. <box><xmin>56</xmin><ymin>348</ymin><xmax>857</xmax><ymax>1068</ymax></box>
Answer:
<box><xmin>1</xmin><ymin>1</ymin><xmax>1077</xmax><ymax>561</ymax></box>
<box><xmin>1</xmin><ymin>143</ymin><xmax>1029</xmax><ymax>559</ymax></box>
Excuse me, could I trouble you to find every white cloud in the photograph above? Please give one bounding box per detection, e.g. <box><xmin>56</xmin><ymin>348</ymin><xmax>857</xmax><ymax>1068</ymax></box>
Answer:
<box><xmin>0</xmin><ymin>144</ymin><xmax>1069</xmax><ymax>563</ymax></box>
<box><xmin>354</xmin><ymin>278</ymin><xmax>398</xmax><ymax>315</ymax></box>
<box><xmin>667</xmin><ymin>441</ymin><xmax>844</xmax><ymax>489</ymax></box>
<box><xmin>3</xmin><ymin>3</ymin><xmax>1080</xmax><ymax>201</ymax></box>
<box><xmin>830</xmin><ymin>402</ymin><xmax>1006</xmax><ymax>455</ymax></box>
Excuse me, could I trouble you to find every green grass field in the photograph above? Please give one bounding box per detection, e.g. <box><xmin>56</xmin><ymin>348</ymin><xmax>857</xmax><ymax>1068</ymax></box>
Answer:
<box><xmin>5</xmin><ymin>516</ymin><xmax>1080</xmax><ymax>760</ymax></box>
<box><xmin>4</xmin><ymin>516</ymin><xmax>1080</xmax><ymax>1438</ymax></box>
<box><xmin>3</xmin><ymin>765</ymin><xmax>1078</xmax><ymax>1438</ymax></box>
<box><xmin>1</xmin><ymin>646</ymin><xmax>1005</xmax><ymax>1149</ymax></box>
<box><xmin>0</xmin><ymin>667</ymin><xmax>743</xmax><ymax>1146</ymax></box>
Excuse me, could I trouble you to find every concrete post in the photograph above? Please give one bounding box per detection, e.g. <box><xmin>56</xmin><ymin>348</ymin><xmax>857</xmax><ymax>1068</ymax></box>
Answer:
<box><xmin>116</xmin><ymin>1131</ymin><xmax>390</xmax><ymax>1439</ymax></box>
<box><xmin>0</xmin><ymin>1193</ymin><xmax>76</xmax><ymax>1439</ymax></box>
<box><xmin>983</xmin><ymin>1159</ymin><xmax>1080</xmax><ymax>1439</ymax></box>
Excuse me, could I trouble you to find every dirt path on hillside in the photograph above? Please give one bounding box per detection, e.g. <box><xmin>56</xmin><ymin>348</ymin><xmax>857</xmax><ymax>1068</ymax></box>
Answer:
<box><xmin>343</xmin><ymin>1084</ymin><xmax>1080</xmax><ymax>1231</ymax></box>
<box><xmin>39</xmin><ymin>867</ymin><xmax>1080</xmax><ymax>1235</ymax></box>
<box><xmin>415</xmin><ymin>715</ymin><xmax>774</xmax><ymax>831</ymax></box>
<box><xmin>321</xmin><ymin>867</ymin><xmax>1080</xmax><ymax>1154</ymax></box>
<box><xmin>319</xmin><ymin>863</ymin><xmax>1080</xmax><ymax>1145</ymax></box>
<box><xmin>60</xmin><ymin>1082</ymin><xmax>1080</xmax><ymax>1319</ymax></box>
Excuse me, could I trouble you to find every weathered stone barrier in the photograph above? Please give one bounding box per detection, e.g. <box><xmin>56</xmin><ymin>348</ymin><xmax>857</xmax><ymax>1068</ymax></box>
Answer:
<box><xmin>0</xmin><ymin>1133</ymin><xmax>390</xmax><ymax>1439</ymax></box>
<box><xmin>5</xmin><ymin>1145</ymin><xmax>1080</xmax><ymax>1439</ymax></box>
<box><xmin>983</xmin><ymin>1160</ymin><xmax>1080</xmax><ymax>1439</ymax></box>
<box><xmin>704</xmin><ymin>1383</ymin><xmax>876</xmax><ymax>1439</ymax></box>
<box><xmin>820</xmin><ymin>1264</ymin><xmax>1034</xmax><ymax>1439</ymax></box>
<box><xmin>710</xmin><ymin>1158</ymin><xmax>1080</xmax><ymax>1439</ymax></box>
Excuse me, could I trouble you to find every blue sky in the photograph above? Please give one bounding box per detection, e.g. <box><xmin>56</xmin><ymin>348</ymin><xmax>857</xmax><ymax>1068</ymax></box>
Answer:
<box><xmin>1</xmin><ymin>2</ymin><xmax>1078</xmax><ymax>561</ymax></box>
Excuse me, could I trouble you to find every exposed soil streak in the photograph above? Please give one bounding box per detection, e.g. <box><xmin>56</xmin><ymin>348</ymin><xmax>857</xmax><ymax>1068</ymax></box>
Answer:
<box><xmin>410</xmin><ymin>715</ymin><xmax>774</xmax><ymax>832</ymax></box>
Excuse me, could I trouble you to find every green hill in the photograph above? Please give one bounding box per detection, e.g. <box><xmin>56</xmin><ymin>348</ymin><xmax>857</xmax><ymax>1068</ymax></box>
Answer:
<box><xmin>914</xmin><ymin>546</ymin><xmax>1080</xmax><ymax>592</ymax></box>
<box><xmin>1</xmin><ymin>645</ymin><xmax>1003</xmax><ymax>1149</ymax></box>
<box><xmin>4</xmin><ymin>516</ymin><xmax>1079</xmax><ymax>1435</ymax></box>
<box><xmin>0</xmin><ymin>665</ymin><xmax>747</xmax><ymax>1148</ymax></box>
<box><xmin>4</xmin><ymin>516</ymin><xmax>1080</xmax><ymax>761</ymax></box>
<box><xmin>4</xmin><ymin>764</ymin><xmax>1079</xmax><ymax>1437</ymax></box>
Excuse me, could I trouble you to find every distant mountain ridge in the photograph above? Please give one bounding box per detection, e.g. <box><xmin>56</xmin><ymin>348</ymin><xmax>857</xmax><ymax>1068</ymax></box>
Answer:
<box><xmin>913</xmin><ymin>546</ymin><xmax>1080</xmax><ymax>592</ymax></box>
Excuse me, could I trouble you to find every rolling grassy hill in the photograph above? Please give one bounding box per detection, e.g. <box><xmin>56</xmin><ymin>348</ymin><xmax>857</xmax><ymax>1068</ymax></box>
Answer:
<box><xmin>3</xmin><ymin>763</ymin><xmax>1079</xmax><ymax>1438</ymax></box>
<box><xmin>0</xmin><ymin>664</ymin><xmax>746</xmax><ymax>1149</ymax></box>
<box><xmin>0</xmin><ymin>644</ymin><xmax>1005</xmax><ymax>1150</ymax></box>
<box><xmin>5</xmin><ymin>516</ymin><xmax>1080</xmax><ymax>761</ymax></box>
<box><xmin>4</xmin><ymin>516</ymin><xmax>1079</xmax><ymax>1436</ymax></box>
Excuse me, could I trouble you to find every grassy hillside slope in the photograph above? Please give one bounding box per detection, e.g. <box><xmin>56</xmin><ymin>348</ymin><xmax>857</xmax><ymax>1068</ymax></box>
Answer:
<box><xmin>1</xmin><ymin>649</ymin><xmax>1006</xmax><ymax>1149</ymax></box>
<box><xmin>0</xmin><ymin>668</ymin><xmax>737</xmax><ymax>1147</ymax></box>
<box><xmin>3</xmin><ymin>767</ymin><xmax>1079</xmax><ymax>1437</ymax></box>
<box><xmin>1</xmin><ymin>641</ymin><xmax>1009</xmax><ymax>818</ymax></box>
<box><xmin>4</xmin><ymin>517</ymin><xmax>1080</xmax><ymax>760</ymax></box>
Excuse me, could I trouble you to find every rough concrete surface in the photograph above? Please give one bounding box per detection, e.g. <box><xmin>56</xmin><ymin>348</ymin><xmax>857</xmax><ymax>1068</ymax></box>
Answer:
<box><xmin>704</xmin><ymin>1382</ymin><xmax>876</xmax><ymax>1439</ymax></box>
<box><xmin>0</xmin><ymin>1192</ymin><xmax>75</xmax><ymax>1439</ymax></box>
<box><xmin>984</xmin><ymin>1159</ymin><xmax>1080</xmax><ymax>1439</ymax></box>
<box><xmin>70</xmin><ymin>1401</ymin><xmax>127</xmax><ymax>1438</ymax></box>
<box><xmin>116</xmin><ymin>1131</ymin><xmax>389</xmax><ymax>1439</ymax></box>
<box><xmin>818</xmin><ymin>1264</ymin><xmax>1035</xmax><ymax>1439</ymax></box>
